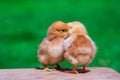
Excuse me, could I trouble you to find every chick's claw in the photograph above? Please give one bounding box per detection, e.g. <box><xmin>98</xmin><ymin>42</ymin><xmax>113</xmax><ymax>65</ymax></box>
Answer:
<box><xmin>43</xmin><ymin>68</ymin><xmax>52</xmax><ymax>72</ymax></box>
<box><xmin>72</xmin><ymin>70</ymin><xmax>79</xmax><ymax>74</ymax></box>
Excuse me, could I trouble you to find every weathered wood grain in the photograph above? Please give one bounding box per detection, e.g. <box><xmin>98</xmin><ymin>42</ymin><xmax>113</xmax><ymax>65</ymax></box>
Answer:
<box><xmin>0</xmin><ymin>67</ymin><xmax>120</xmax><ymax>80</ymax></box>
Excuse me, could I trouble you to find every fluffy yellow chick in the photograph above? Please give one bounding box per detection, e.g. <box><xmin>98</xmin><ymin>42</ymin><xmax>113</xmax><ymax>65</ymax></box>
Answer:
<box><xmin>64</xmin><ymin>21</ymin><xmax>97</xmax><ymax>74</ymax></box>
<box><xmin>38</xmin><ymin>21</ymin><xmax>70</xmax><ymax>71</ymax></box>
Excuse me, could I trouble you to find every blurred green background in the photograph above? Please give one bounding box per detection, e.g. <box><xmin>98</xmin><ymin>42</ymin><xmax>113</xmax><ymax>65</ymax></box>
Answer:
<box><xmin>0</xmin><ymin>0</ymin><xmax>120</xmax><ymax>72</ymax></box>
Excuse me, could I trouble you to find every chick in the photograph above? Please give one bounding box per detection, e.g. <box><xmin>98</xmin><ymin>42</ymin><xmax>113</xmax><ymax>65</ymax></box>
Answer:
<box><xmin>38</xmin><ymin>21</ymin><xmax>70</xmax><ymax>71</ymax></box>
<box><xmin>64</xmin><ymin>22</ymin><xmax>97</xmax><ymax>74</ymax></box>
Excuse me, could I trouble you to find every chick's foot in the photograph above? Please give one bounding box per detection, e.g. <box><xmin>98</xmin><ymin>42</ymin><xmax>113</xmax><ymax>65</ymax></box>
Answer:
<box><xmin>79</xmin><ymin>65</ymin><xmax>90</xmax><ymax>73</ymax></box>
<box><xmin>43</xmin><ymin>67</ymin><xmax>52</xmax><ymax>72</ymax></box>
<box><xmin>80</xmin><ymin>69</ymin><xmax>90</xmax><ymax>73</ymax></box>
<box><xmin>72</xmin><ymin>70</ymin><xmax>79</xmax><ymax>74</ymax></box>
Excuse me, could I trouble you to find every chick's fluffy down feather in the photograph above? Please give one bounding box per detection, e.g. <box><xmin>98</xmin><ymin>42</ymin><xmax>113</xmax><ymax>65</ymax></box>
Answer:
<box><xmin>38</xmin><ymin>21</ymin><xmax>70</xmax><ymax>67</ymax></box>
<box><xmin>64</xmin><ymin>21</ymin><xmax>97</xmax><ymax>66</ymax></box>
<box><xmin>64</xmin><ymin>34</ymin><xmax>96</xmax><ymax>65</ymax></box>
<box><xmin>38</xmin><ymin>38</ymin><xmax>65</xmax><ymax>65</ymax></box>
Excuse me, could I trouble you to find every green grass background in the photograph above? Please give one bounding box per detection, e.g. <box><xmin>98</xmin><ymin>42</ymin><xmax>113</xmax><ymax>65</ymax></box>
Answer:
<box><xmin>0</xmin><ymin>0</ymin><xmax>120</xmax><ymax>72</ymax></box>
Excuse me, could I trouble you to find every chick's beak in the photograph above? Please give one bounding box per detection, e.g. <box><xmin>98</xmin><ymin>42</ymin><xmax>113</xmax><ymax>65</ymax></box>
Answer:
<box><xmin>64</xmin><ymin>33</ymin><xmax>70</xmax><ymax>39</ymax></box>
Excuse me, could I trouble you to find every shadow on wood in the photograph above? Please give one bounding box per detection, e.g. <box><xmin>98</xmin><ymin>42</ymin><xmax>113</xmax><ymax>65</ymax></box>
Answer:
<box><xmin>36</xmin><ymin>66</ymin><xmax>90</xmax><ymax>73</ymax></box>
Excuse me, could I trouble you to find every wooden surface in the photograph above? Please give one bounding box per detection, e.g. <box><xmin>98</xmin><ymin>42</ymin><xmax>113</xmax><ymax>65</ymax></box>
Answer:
<box><xmin>0</xmin><ymin>67</ymin><xmax>120</xmax><ymax>80</ymax></box>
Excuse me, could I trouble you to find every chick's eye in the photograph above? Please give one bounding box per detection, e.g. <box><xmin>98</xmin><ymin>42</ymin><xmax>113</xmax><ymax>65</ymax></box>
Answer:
<box><xmin>61</xmin><ymin>29</ymin><xmax>65</xmax><ymax>32</ymax></box>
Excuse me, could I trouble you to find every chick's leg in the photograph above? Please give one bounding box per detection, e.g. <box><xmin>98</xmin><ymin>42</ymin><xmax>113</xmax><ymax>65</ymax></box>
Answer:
<box><xmin>55</xmin><ymin>64</ymin><xmax>62</xmax><ymax>70</ymax></box>
<box><xmin>43</xmin><ymin>65</ymin><xmax>52</xmax><ymax>72</ymax></box>
<box><xmin>80</xmin><ymin>64</ymin><xmax>90</xmax><ymax>73</ymax></box>
<box><xmin>72</xmin><ymin>64</ymin><xmax>78</xmax><ymax>74</ymax></box>
<box><xmin>55</xmin><ymin>64</ymin><xmax>66</xmax><ymax>71</ymax></box>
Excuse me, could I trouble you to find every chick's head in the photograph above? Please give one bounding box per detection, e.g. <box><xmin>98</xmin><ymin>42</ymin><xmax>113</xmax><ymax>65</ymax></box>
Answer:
<box><xmin>48</xmin><ymin>21</ymin><xmax>70</xmax><ymax>40</ymax></box>
<box><xmin>67</xmin><ymin>21</ymin><xmax>87</xmax><ymax>35</ymax></box>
